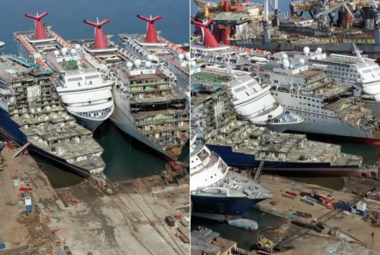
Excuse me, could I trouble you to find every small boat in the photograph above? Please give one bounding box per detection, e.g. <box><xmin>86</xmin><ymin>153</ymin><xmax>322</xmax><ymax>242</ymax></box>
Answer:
<box><xmin>228</xmin><ymin>219</ymin><xmax>258</xmax><ymax>231</ymax></box>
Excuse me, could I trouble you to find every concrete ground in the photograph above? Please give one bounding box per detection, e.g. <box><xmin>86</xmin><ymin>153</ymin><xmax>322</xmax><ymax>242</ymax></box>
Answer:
<box><xmin>256</xmin><ymin>175</ymin><xmax>380</xmax><ymax>252</ymax></box>
<box><xmin>0</xmin><ymin>145</ymin><xmax>190</xmax><ymax>255</ymax></box>
<box><xmin>43</xmin><ymin>176</ymin><xmax>190</xmax><ymax>255</ymax></box>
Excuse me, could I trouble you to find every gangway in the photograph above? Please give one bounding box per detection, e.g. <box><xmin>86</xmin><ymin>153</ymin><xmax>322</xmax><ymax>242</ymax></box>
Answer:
<box><xmin>274</xmin><ymin>187</ymin><xmax>375</xmax><ymax>251</ymax></box>
<box><xmin>11</xmin><ymin>142</ymin><xmax>30</xmax><ymax>159</ymax></box>
<box><xmin>253</xmin><ymin>160</ymin><xmax>264</xmax><ymax>181</ymax></box>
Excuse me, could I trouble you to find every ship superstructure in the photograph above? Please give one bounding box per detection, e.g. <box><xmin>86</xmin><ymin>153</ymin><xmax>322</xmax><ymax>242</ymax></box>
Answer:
<box><xmin>192</xmin><ymin>65</ymin><xmax>303</xmax><ymax>132</ymax></box>
<box><xmin>68</xmin><ymin>16</ymin><xmax>190</xmax><ymax>159</ymax></box>
<box><xmin>189</xmin><ymin>132</ymin><xmax>272</xmax><ymax>221</ymax></box>
<box><xmin>0</xmin><ymin>55</ymin><xmax>107</xmax><ymax>182</ymax></box>
<box><xmin>254</xmin><ymin>57</ymin><xmax>380</xmax><ymax>145</ymax></box>
<box><xmin>14</xmin><ymin>12</ymin><xmax>115</xmax><ymax>131</ymax></box>
<box><xmin>191</xmin><ymin>18</ymin><xmax>271</xmax><ymax>70</ymax></box>
<box><xmin>118</xmin><ymin>15</ymin><xmax>191</xmax><ymax>100</ymax></box>
<box><xmin>191</xmin><ymin>86</ymin><xmax>378</xmax><ymax>178</ymax></box>
<box><xmin>272</xmin><ymin>46</ymin><xmax>380</xmax><ymax>102</ymax></box>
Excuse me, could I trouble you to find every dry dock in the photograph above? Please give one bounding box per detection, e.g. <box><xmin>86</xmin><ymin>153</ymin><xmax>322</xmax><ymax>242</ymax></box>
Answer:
<box><xmin>254</xmin><ymin>175</ymin><xmax>380</xmax><ymax>254</ymax></box>
<box><xmin>0</xmin><ymin>144</ymin><xmax>190</xmax><ymax>255</ymax></box>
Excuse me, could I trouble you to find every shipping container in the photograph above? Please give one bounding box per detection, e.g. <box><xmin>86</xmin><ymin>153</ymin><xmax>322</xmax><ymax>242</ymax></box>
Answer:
<box><xmin>20</xmin><ymin>192</ymin><xmax>25</xmax><ymax>198</ymax></box>
<box><xmin>180</xmin><ymin>218</ymin><xmax>189</xmax><ymax>227</ymax></box>
<box><xmin>356</xmin><ymin>202</ymin><xmax>366</xmax><ymax>211</ymax></box>
<box><xmin>285</xmin><ymin>191</ymin><xmax>297</xmax><ymax>197</ymax></box>
<box><xmin>355</xmin><ymin>209</ymin><xmax>367</xmax><ymax>217</ymax></box>
<box><xmin>165</xmin><ymin>216</ymin><xmax>175</xmax><ymax>227</ymax></box>
<box><xmin>334</xmin><ymin>202</ymin><xmax>351</xmax><ymax>211</ymax></box>
<box><xmin>0</xmin><ymin>243</ymin><xmax>5</xmax><ymax>249</ymax></box>
<box><xmin>304</xmin><ymin>196</ymin><xmax>319</xmax><ymax>204</ymax></box>
<box><xmin>25</xmin><ymin>204</ymin><xmax>33</xmax><ymax>212</ymax></box>
<box><xmin>24</xmin><ymin>196</ymin><xmax>32</xmax><ymax>206</ymax></box>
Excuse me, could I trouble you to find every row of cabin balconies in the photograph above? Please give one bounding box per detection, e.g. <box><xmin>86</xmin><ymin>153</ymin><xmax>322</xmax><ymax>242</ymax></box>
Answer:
<box><xmin>135</xmin><ymin>116</ymin><xmax>189</xmax><ymax>126</ymax></box>
<box><xmin>130</xmin><ymin>78</ymin><xmax>169</xmax><ymax>86</ymax></box>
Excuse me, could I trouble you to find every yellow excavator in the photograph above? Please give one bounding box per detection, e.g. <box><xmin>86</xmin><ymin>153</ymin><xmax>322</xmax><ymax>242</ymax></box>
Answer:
<box><xmin>257</xmin><ymin>234</ymin><xmax>275</xmax><ymax>253</ymax></box>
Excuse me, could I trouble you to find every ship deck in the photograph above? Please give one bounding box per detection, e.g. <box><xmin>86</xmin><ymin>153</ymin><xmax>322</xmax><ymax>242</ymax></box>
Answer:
<box><xmin>191</xmin><ymin>72</ymin><xmax>230</xmax><ymax>84</ymax></box>
<box><xmin>193</xmin><ymin>170</ymin><xmax>272</xmax><ymax>199</ymax></box>
<box><xmin>19</xmin><ymin>121</ymin><xmax>104</xmax><ymax>166</ymax></box>
<box><xmin>207</xmin><ymin>121</ymin><xmax>362</xmax><ymax>165</ymax></box>
<box><xmin>324</xmin><ymin>97</ymin><xmax>380</xmax><ymax>132</ymax></box>
<box><xmin>45</xmin><ymin>52</ymin><xmax>93</xmax><ymax>73</ymax></box>
<box><xmin>14</xmin><ymin>31</ymin><xmax>64</xmax><ymax>55</ymax></box>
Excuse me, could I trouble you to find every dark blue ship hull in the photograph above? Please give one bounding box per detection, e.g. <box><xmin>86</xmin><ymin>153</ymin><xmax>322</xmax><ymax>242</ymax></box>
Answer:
<box><xmin>191</xmin><ymin>194</ymin><xmax>266</xmax><ymax>221</ymax></box>
<box><xmin>0</xmin><ymin>107</ymin><xmax>94</xmax><ymax>177</ymax></box>
<box><xmin>206</xmin><ymin>144</ymin><xmax>372</xmax><ymax>178</ymax></box>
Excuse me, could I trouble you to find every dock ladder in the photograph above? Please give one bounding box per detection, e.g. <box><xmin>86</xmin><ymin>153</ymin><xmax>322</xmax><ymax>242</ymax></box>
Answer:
<box><xmin>253</xmin><ymin>160</ymin><xmax>264</xmax><ymax>182</ymax></box>
<box><xmin>11</xmin><ymin>142</ymin><xmax>30</xmax><ymax>159</ymax></box>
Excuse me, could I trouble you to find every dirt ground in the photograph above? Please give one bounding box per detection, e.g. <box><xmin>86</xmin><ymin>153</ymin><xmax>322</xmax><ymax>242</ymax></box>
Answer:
<box><xmin>0</xmin><ymin>145</ymin><xmax>190</xmax><ymax>255</ymax></box>
<box><xmin>256</xmin><ymin>175</ymin><xmax>380</xmax><ymax>253</ymax></box>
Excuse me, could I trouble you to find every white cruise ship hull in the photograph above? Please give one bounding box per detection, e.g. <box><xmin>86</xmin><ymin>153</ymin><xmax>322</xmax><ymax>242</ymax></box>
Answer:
<box><xmin>74</xmin><ymin>116</ymin><xmax>103</xmax><ymax>132</ymax></box>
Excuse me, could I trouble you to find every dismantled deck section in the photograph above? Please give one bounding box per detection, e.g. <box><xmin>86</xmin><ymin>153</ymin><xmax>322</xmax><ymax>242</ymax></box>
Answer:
<box><xmin>114</xmin><ymin>61</ymin><xmax>189</xmax><ymax>157</ymax></box>
<box><xmin>0</xmin><ymin>55</ymin><xmax>105</xmax><ymax>175</ymax></box>
<box><xmin>192</xmin><ymin>89</ymin><xmax>363</xmax><ymax>167</ymax></box>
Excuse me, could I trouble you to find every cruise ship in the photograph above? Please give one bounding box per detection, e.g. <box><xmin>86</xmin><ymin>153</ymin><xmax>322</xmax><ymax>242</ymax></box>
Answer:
<box><xmin>272</xmin><ymin>46</ymin><xmax>380</xmax><ymax>104</ymax></box>
<box><xmin>191</xmin><ymin>86</ymin><xmax>379</xmax><ymax>179</ymax></box>
<box><xmin>189</xmin><ymin>132</ymin><xmax>272</xmax><ymax>221</ymax></box>
<box><xmin>192</xmin><ymin>65</ymin><xmax>303</xmax><ymax>133</ymax></box>
<box><xmin>118</xmin><ymin>14</ymin><xmax>192</xmax><ymax>102</ymax></box>
<box><xmin>69</xmin><ymin>17</ymin><xmax>190</xmax><ymax>159</ymax></box>
<box><xmin>0</xmin><ymin>55</ymin><xmax>109</xmax><ymax>189</ymax></box>
<box><xmin>254</xmin><ymin>56</ymin><xmax>380</xmax><ymax>145</ymax></box>
<box><xmin>14</xmin><ymin>12</ymin><xmax>115</xmax><ymax>131</ymax></box>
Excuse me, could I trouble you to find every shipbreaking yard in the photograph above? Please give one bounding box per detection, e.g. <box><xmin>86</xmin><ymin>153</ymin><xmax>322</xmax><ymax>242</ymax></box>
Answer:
<box><xmin>248</xmin><ymin>174</ymin><xmax>380</xmax><ymax>255</ymax></box>
<box><xmin>0</xmin><ymin>144</ymin><xmax>190</xmax><ymax>255</ymax></box>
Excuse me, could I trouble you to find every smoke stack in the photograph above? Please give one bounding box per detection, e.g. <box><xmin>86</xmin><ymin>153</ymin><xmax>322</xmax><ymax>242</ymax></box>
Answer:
<box><xmin>137</xmin><ymin>15</ymin><xmax>163</xmax><ymax>43</ymax></box>
<box><xmin>191</xmin><ymin>19</ymin><xmax>219</xmax><ymax>48</ymax></box>
<box><xmin>83</xmin><ymin>19</ymin><xmax>110</xmax><ymax>49</ymax></box>
<box><xmin>25</xmin><ymin>12</ymin><xmax>49</xmax><ymax>40</ymax></box>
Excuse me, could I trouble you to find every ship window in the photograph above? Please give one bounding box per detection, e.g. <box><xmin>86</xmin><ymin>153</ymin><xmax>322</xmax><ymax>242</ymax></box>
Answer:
<box><xmin>308</xmin><ymin>104</ymin><xmax>311</xmax><ymax>106</ymax></box>
<box><xmin>312</xmin><ymin>99</ymin><xmax>315</xmax><ymax>102</ymax></box>
<box><xmin>85</xmin><ymin>75</ymin><xmax>100</xmax><ymax>80</ymax></box>
<box><xmin>303</xmin><ymin>97</ymin><xmax>306</xmax><ymax>99</ymax></box>
<box><xmin>291</xmin><ymin>95</ymin><xmax>294</xmax><ymax>97</ymax></box>
<box><xmin>68</xmin><ymin>77</ymin><xmax>83</xmax><ymax>82</ymax></box>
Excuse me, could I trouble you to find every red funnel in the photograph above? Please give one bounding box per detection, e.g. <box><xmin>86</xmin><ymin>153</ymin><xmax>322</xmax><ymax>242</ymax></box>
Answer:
<box><xmin>83</xmin><ymin>19</ymin><xmax>110</xmax><ymax>49</ymax></box>
<box><xmin>25</xmin><ymin>12</ymin><xmax>49</xmax><ymax>40</ymax></box>
<box><xmin>191</xmin><ymin>20</ymin><xmax>219</xmax><ymax>48</ymax></box>
<box><xmin>137</xmin><ymin>15</ymin><xmax>162</xmax><ymax>43</ymax></box>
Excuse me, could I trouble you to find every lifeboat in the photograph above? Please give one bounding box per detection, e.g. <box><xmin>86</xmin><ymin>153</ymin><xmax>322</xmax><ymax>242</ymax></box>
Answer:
<box><xmin>16</xmin><ymin>35</ymin><xmax>35</xmax><ymax>53</ymax></box>
<box><xmin>50</xmin><ymin>31</ymin><xmax>72</xmax><ymax>48</ymax></box>
<box><xmin>35</xmin><ymin>58</ymin><xmax>50</xmax><ymax>69</ymax></box>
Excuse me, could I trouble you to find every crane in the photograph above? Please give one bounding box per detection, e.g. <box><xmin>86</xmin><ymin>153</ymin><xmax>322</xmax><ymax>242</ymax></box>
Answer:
<box><xmin>315</xmin><ymin>1</ymin><xmax>355</xmax><ymax>25</ymax></box>
<box><xmin>269</xmin><ymin>0</ymin><xmax>281</xmax><ymax>26</ymax></box>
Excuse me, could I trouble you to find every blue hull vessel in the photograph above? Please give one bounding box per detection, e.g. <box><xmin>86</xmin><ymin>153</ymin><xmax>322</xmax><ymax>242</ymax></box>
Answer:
<box><xmin>191</xmin><ymin>195</ymin><xmax>266</xmax><ymax>221</ymax></box>
<box><xmin>0</xmin><ymin>107</ymin><xmax>95</xmax><ymax>177</ymax></box>
<box><xmin>206</xmin><ymin>144</ymin><xmax>375</xmax><ymax>178</ymax></box>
